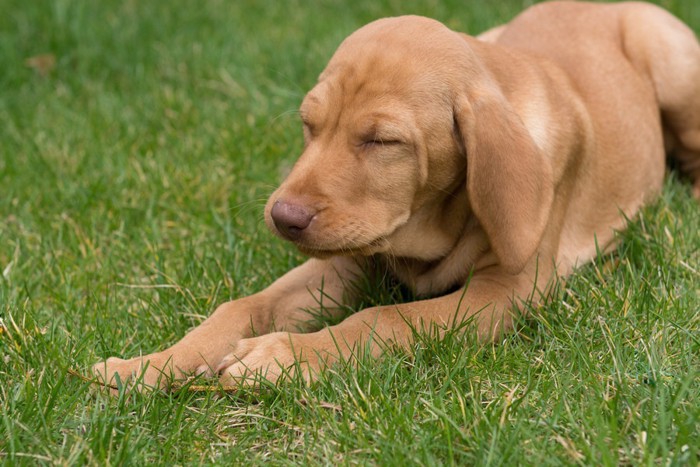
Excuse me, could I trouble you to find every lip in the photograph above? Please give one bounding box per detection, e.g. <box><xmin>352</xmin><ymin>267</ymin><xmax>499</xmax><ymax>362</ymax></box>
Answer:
<box><xmin>269</xmin><ymin>209</ymin><xmax>410</xmax><ymax>258</ymax></box>
<box><xmin>294</xmin><ymin>235</ymin><xmax>390</xmax><ymax>258</ymax></box>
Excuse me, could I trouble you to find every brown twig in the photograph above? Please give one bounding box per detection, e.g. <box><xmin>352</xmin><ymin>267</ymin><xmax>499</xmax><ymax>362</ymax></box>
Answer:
<box><xmin>67</xmin><ymin>368</ymin><xmax>241</xmax><ymax>393</ymax></box>
<box><xmin>67</xmin><ymin>368</ymin><xmax>119</xmax><ymax>391</ymax></box>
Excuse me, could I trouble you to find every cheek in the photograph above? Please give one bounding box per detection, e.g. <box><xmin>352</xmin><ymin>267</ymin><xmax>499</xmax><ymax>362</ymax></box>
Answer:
<box><xmin>375</xmin><ymin>164</ymin><xmax>417</xmax><ymax>198</ymax></box>
<box><xmin>360</xmin><ymin>157</ymin><xmax>420</xmax><ymax>215</ymax></box>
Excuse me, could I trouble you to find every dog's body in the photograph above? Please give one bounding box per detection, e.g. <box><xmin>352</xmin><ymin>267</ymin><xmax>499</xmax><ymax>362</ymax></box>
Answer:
<box><xmin>95</xmin><ymin>2</ymin><xmax>700</xmax><ymax>388</ymax></box>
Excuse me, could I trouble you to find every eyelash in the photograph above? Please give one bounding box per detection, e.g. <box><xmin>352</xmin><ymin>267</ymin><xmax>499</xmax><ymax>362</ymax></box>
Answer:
<box><xmin>301</xmin><ymin>118</ymin><xmax>403</xmax><ymax>149</ymax></box>
<box><xmin>362</xmin><ymin>138</ymin><xmax>402</xmax><ymax>148</ymax></box>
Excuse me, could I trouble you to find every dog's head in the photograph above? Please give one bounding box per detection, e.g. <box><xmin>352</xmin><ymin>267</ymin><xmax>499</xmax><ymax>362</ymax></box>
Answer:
<box><xmin>265</xmin><ymin>16</ymin><xmax>553</xmax><ymax>274</ymax></box>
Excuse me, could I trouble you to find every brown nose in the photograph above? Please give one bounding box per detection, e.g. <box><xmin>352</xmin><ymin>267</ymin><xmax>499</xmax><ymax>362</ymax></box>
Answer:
<box><xmin>270</xmin><ymin>200</ymin><xmax>315</xmax><ymax>240</ymax></box>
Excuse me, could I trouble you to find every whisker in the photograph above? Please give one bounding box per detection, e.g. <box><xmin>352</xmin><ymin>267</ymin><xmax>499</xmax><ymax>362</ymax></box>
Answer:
<box><xmin>270</xmin><ymin>108</ymin><xmax>302</xmax><ymax>125</ymax></box>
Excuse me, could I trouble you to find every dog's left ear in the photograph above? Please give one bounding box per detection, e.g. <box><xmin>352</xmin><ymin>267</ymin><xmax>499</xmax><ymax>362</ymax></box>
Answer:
<box><xmin>454</xmin><ymin>88</ymin><xmax>554</xmax><ymax>274</ymax></box>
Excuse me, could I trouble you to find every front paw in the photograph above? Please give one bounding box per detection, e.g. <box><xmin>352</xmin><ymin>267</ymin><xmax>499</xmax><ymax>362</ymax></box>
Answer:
<box><xmin>218</xmin><ymin>332</ymin><xmax>324</xmax><ymax>386</ymax></box>
<box><xmin>92</xmin><ymin>351</ymin><xmax>216</xmax><ymax>393</ymax></box>
<box><xmin>91</xmin><ymin>354</ymin><xmax>173</xmax><ymax>393</ymax></box>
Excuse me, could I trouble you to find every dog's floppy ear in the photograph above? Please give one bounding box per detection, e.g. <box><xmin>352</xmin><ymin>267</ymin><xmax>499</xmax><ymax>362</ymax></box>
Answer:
<box><xmin>454</xmin><ymin>88</ymin><xmax>554</xmax><ymax>274</ymax></box>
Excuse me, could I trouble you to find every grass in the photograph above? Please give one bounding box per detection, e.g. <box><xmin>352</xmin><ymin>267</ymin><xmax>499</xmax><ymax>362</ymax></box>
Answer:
<box><xmin>1</xmin><ymin>0</ymin><xmax>698</xmax><ymax>464</ymax></box>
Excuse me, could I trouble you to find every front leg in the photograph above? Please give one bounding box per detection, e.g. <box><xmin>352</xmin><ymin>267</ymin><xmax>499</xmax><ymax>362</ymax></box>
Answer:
<box><xmin>219</xmin><ymin>268</ymin><xmax>539</xmax><ymax>385</ymax></box>
<box><xmin>92</xmin><ymin>257</ymin><xmax>361</xmax><ymax>390</ymax></box>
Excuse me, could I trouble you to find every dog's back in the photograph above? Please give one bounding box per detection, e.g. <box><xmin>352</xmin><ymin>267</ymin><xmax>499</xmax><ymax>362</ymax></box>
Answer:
<box><xmin>492</xmin><ymin>1</ymin><xmax>700</xmax><ymax>268</ymax></box>
<box><xmin>499</xmin><ymin>1</ymin><xmax>700</xmax><ymax>189</ymax></box>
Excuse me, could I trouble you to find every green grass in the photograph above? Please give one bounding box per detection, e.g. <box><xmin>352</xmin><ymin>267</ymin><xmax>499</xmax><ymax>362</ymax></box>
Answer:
<box><xmin>1</xmin><ymin>0</ymin><xmax>699</xmax><ymax>464</ymax></box>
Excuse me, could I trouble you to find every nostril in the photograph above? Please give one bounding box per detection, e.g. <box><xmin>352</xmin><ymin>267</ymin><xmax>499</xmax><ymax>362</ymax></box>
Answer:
<box><xmin>270</xmin><ymin>200</ymin><xmax>315</xmax><ymax>240</ymax></box>
<box><xmin>287</xmin><ymin>225</ymin><xmax>302</xmax><ymax>236</ymax></box>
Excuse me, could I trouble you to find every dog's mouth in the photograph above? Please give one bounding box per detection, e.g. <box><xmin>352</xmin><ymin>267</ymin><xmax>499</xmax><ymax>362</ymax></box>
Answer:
<box><xmin>266</xmin><ymin>198</ymin><xmax>412</xmax><ymax>258</ymax></box>
<box><xmin>293</xmin><ymin>234</ymin><xmax>391</xmax><ymax>258</ymax></box>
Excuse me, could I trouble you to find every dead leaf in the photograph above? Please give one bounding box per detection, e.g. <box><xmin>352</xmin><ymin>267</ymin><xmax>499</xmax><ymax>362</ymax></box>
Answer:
<box><xmin>25</xmin><ymin>54</ymin><xmax>56</xmax><ymax>76</ymax></box>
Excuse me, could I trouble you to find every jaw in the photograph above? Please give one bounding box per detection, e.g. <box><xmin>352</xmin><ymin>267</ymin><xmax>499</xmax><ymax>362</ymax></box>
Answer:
<box><xmin>295</xmin><ymin>237</ymin><xmax>391</xmax><ymax>259</ymax></box>
<box><xmin>268</xmin><ymin>209</ymin><xmax>411</xmax><ymax>259</ymax></box>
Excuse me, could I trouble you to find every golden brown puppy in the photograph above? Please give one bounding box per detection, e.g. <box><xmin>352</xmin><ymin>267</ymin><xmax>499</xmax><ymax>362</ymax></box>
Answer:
<box><xmin>94</xmin><ymin>1</ymin><xmax>700</xmax><ymax>389</ymax></box>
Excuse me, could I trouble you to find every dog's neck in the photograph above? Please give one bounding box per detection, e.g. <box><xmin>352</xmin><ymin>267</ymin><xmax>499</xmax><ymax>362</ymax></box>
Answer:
<box><xmin>376</xmin><ymin>178</ymin><xmax>495</xmax><ymax>296</ymax></box>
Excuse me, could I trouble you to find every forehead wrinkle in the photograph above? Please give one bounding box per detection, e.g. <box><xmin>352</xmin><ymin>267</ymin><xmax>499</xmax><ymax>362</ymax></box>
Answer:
<box><xmin>359</xmin><ymin>112</ymin><xmax>409</xmax><ymax>137</ymax></box>
<box><xmin>306</xmin><ymin>56</ymin><xmax>428</xmax><ymax>136</ymax></box>
<box><xmin>300</xmin><ymin>82</ymin><xmax>332</xmax><ymax>124</ymax></box>
<box><xmin>301</xmin><ymin>79</ymin><xmax>349</xmax><ymax>134</ymax></box>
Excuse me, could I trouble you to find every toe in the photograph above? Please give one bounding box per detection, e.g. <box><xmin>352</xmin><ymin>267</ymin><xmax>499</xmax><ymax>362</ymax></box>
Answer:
<box><xmin>215</xmin><ymin>353</ymin><xmax>239</xmax><ymax>374</ymax></box>
<box><xmin>219</xmin><ymin>361</ymin><xmax>270</xmax><ymax>387</ymax></box>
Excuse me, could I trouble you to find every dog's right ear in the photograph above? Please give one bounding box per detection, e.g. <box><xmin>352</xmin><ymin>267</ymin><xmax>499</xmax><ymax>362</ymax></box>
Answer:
<box><xmin>454</xmin><ymin>88</ymin><xmax>554</xmax><ymax>274</ymax></box>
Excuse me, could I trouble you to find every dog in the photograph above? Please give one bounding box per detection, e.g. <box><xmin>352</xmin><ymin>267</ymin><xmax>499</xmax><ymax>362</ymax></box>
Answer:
<box><xmin>94</xmin><ymin>1</ymin><xmax>700</xmax><ymax>390</ymax></box>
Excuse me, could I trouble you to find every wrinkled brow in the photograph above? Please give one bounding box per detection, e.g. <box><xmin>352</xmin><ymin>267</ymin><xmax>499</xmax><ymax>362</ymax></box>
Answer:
<box><xmin>299</xmin><ymin>92</ymin><xmax>325</xmax><ymax>124</ymax></box>
<box><xmin>357</xmin><ymin>114</ymin><xmax>409</xmax><ymax>141</ymax></box>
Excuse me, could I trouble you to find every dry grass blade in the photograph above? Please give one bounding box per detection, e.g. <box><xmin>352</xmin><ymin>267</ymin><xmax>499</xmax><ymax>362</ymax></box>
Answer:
<box><xmin>67</xmin><ymin>368</ymin><xmax>242</xmax><ymax>394</ymax></box>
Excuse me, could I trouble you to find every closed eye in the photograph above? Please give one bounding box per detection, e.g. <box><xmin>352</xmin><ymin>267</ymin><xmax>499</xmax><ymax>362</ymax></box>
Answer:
<box><xmin>302</xmin><ymin>120</ymin><xmax>315</xmax><ymax>135</ymax></box>
<box><xmin>361</xmin><ymin>138</ymin><xmax>403</xmax><ymax>149</ymax></box>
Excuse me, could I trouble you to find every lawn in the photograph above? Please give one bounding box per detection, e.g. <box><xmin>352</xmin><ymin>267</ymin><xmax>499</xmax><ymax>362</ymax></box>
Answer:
<box><xmin>1</xmin><ymin>0</ymin><xmax>699</xmax><ymax>464</ymax></box>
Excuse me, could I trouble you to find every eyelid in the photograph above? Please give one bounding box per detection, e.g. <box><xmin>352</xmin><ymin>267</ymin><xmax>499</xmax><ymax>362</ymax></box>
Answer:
<box><xmin>361</xmin><ymin>137</ymin><xmax>404</xmax><ymax>147</ymax></box>
<box><xmin>302</xmin><ymin>119</ymin><xmax>317</xmax><ymax>137</ymax></box>
<box><xmin>359</xmin><ymin>123</ymin><xmax>406</xmax><ymax>147</ymax></box>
